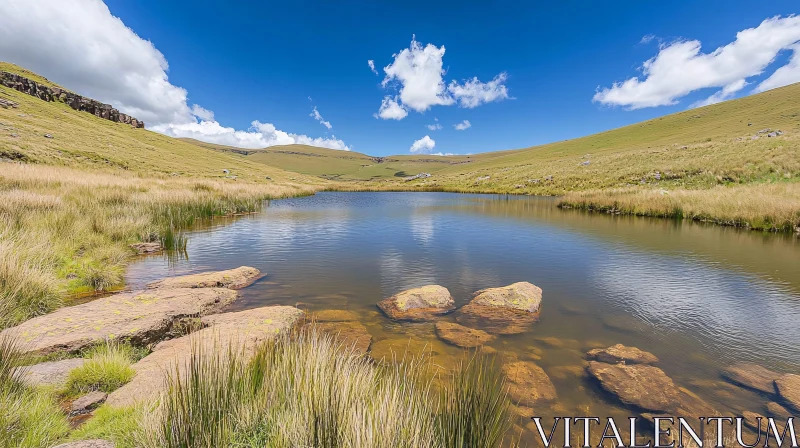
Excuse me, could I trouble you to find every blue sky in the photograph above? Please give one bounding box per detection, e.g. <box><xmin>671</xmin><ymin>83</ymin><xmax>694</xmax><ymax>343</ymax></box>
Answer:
<box><xmin>2</xmin><ymin>1</ymin><xmax>800</xmax><ymax>155</ymax></box>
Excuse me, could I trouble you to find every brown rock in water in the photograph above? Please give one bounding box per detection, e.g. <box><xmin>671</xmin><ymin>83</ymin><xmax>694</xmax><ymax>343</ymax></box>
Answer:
<box><xmin>548</xmin><ymin>365</ymin><xmax>586</xmax><ymax>380</ymax></box>
<box><xmin>147</xmin><ymin>266</ymin><xmax>262</xmax><ymax>290</ymax></box>
<box><xmin>742</xmin><ymin>411</ymin><xmax>769</xmax><ymax>432</ymax></box>
<box><xmin>674</xmin><ymin>387</ymin><xmax>716</xmax><ymax>417</ymax></box>
<box><xmin>129</xmin><ymin>242</ymin><xmax>162</xmax><ymax>254</ymax></box>
<box><xmin>766</xmin><ymin>401</ymin><xmax>793</xmax><ymax>419</ymax></box>
<box><xmin>456</xmin><ymin>282</ymin><xmax>542</xmax><ymax>334</ymax></box>
<box><xmin>376</xmin><ymin>285</ymin><xmax>455</xmax><ymax>321</ymax></box>
<box><xmin>721</xmin><ymin>363</ymin><xmax>779</xmax><ymax>395</ymax></box>
<box><xmin>502</xmin><ymin>361</ymin><xmax>557</xmax><ymax>407</ymax></box>
<box><xmin>369</xmin><ymin>336</ymin><xmax>433</xmax><ymax>363</ymax></box>
<box><xmin>434</xmin><ymin>322</ymin><xmax>495</xmax><ymax>348</ymax></box>
<box><xmin>774</xmin><ymin>374</ymin><xmax>800</xmax><ymax>411</ymax></box>
<box><xmin>0</xmin><ymin>288</ymin><xmax>236</xmax><ymax>355</ymax></box>
<box><xmin>313</xmin><ymin>320</ymin><xmax>372</xmax><ymax>354</ymax></box>
<box><xmin>314</xmin><ymin>309</ymin><xmax>360</xmax><ymax>322</ymax></box>
<box><xmin>586</xmin><ymin>361</ymin><xmax>681</xmax><ymax>412</ymax></box>
<box><xmin>51</xmin><ymin>441</ymin><xmax>115</xmax><ymax>448</ymax></box>
<box><xmin>70</xmin><ymin>391</ymin><xmax>108</xmax><ymax>415</ymax></box>
<box><xmin>106</xmin><ymin>305</ymin><xmax>302</xmax><ymax>408</ymax></box>
<box><xmin>586</xmin><ymin>344</ymin><xmax>659</xmax><ymax>365</ymax></box>
<box><xmin>534</xmin><ymin>336</ymin><xmax>565</xmax><ymax>348</ymax></box>
<box><xmin>16</xmin><ymin>358</ymin><xmax>86</xmax><ymax>388</ymax></box>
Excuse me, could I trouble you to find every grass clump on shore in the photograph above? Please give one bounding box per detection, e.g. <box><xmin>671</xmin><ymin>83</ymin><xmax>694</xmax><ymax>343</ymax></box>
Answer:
<box><xmin>65</xmin><ymin>342</ymin><xmax>138</xmax><ymax>395</ymax></box>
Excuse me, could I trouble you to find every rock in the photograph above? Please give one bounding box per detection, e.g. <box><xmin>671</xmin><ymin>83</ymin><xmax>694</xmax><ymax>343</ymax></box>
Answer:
<box><xmin>674</xmin><ymin>387</ymin><xmax>716</xmax><ymax>417</ymax></box>
<box><xmin>43</xmin><ymin>133</ymin><xmax>53</xmax><ymax>138</ymax></box>
<box><xmin>313</xmin><ymin>320</ymin><xmax>372</xmax><ymax>354</ymax></box>
<box><xmin>586</xmin><ymin>344</ymin><xmax>659</xmax><ymax>365</ymax></box>
<box><xmin>314</xmin><ymin>309</ymin><xmax>360</xmax><ymax>322</ymax></box>
<box><xmin>600</xmin><ymin>315</ymin><xmax>651</xmax><ymax>334</ymax></box>
<box><xmin>502</xmin><ymin>361</ymin><xmax>557</xmax><ymax>407</ymax></box>
<box><xmin>456</xmin><ymin>282</ymin><xmax>542</xmax><ymax>334</ymax></box>
<box><xmin>376</xmin><ymin>285</ymin><xmax>455</xmax><ymax>321</ymax></box>
<box><xmin>534</xmin><ymin>336</ymin><xmax>564</xmax><ymax>348</ymax></box>
<box><xmin>1</xmin><ymin>288</ymin><xmax>237</xmax><ymax>355</ymax></box>
<box><xmin>147</xmin><ymin>266</ymin><xmax>262</xmax><ymax>290</ymax></box>
<box><xmin>742</xmin><ymin>411</ymin><xmax>769</xmax><ymax>432</ymax></box>
<box><xmin>587</xmin><ymin>361</ymin><xmax>681</xmax><ymax>412</ymax></box>
<box><xmin>766</xmin><ymin>401</ymin><xmax>793</xmax><ymax>419</ymax></box>
<box><xmin>721</xmin><ymin>363</ymin><xmax>779</xmax><ymax>395</ymax></box>
<box><xmin>774</xmin><ymin>374</ymin><xmax>800</xmax><ymax>411</ymax></box>
<box><xmin>434</xmin><ymin>322</ymin><xmax>495</xmax><ymax>348</ymax></box>
<box><xmin>548</xmin><ymin>365</ymin><xmax>585</xmax><ymax>380</ymax></box>
<box><xmin>106</xmin><ymin>305</ymin><xmax>302</xmax><ymax>407</ymax></box>
<box><xmin>16</xmin><ymin>358</ymin><xmax>86</xmax><ymax>387</ymax></box>
<box><xmin>129</xmin><ymin>242</ymin><xmax>162</xmax><ymax>254</ymax></box>
<box><xmin>70</xmin><ymin>391</ymin><xmax>107</xmax><ymax>415</ymax></box>
<box><xmin>51</xmin><ymin>441</ymin><xmax>115</xmax><ymax>448</ymax></box>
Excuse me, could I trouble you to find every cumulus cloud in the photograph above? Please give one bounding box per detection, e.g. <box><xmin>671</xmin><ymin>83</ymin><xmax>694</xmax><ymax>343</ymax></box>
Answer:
<box><xmin>690</xmin><ymin>79</ymin><xmax>748</xmax><ymax>108</ymax></box>
<box><xmin>454</xmin><ymin>119</ymin><xmax>471</xmax><ymax>130</ymax></box>
<box><xmin>376</xmin><ymin>36</ymin><xmax>510</xmax><ymax>116</ymax></box>
<box><xmin>0</xmin><ymin>0</ymin><xmax>348</xmax><ymax>150</ymax></box>
<box><xmin>156</xmin><ymin>120</ymin><xmax>349</xmax><ymax>150</ymax></box>
<box><xmin>409</xmin><ymin>135</ymin><xmax>436</xmax><ymax>154</ymax></box>
<box><xmin>375</xmin><ymin>96</ymin><xmax>408</xmax><ymax>120</ymax></box>
<box><xmin>310</xmin><ymin>106</ymin><xmax>332</xmax><ymax>129</ymax></box>
<box><xmin>594</xmin><ymin>15</ymin><xmax>800</xmax><ymax>109</ymax></box>
<box><xmin>367</xmin><ymin>60</ymin><xmax>378</xmax><ymax>75</ymax></box>
<box><xmin>754</xmin><ymin>44</ymin><xmax>800</xmax><ymax>92</ymax></box>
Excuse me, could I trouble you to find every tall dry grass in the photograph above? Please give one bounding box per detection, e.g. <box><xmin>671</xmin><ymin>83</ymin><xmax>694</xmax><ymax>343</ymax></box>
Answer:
<box><xmin>0</xmin><ymin>163</ymin><xmax>318</xmax><ymax>328</ymax></box>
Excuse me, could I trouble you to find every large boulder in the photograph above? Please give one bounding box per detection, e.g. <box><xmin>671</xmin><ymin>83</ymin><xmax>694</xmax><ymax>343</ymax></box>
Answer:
<box><xmin>105</xmin><ymin>305</ymin><xmax>302</xmax><ymax>408</ymax></box>
<box><xmin>502</xmin><ymin>361</ymin><xmax>557</xmax><ymax>407</ymax></box>
<box><xmin>434</xmin><ymin>322</ymin><xmax>495</xmax><ymax>348</ymax></box>
<box><xmin>774</xmin><ymin>374</ymin><xmax>800</xmax><ymax>411</ymax></box>
<box><xmin>376</xmin><ymin>285</ymin><xmax>455</xmax><ymax>321</ymax></box>
<box><xmin>1</xmin><ymin>288</ymin><xmax>236</xmax><ymax>355</ymax></box>
<box><xmin>16</xmin><ymin>358</ymin><xmax>86</xmax><ymax>388</ymax></box>
<box><xmin>456</xmin><ymin>282</ymin><xmax>542</xmax><ymax>334</ymax></box>
<box><xmin>586</xmin><ymin>344</ymin><xmax>659</xmax><ymax>365</ymax></box>
<box><xmin>147</xmin><ymin>266</ymin><xmax>262</xmax><ymax>290</ymax></box>
<box><xmin>587</xmin><ymin>361</ymin><xmax>681</xmax><ymax>412</ymax></box>
<box><xmin>312</xmin><ymin>320</ymin><xmax>372</xmax><ymax>355</ymax></box>
<box><xmin>721</xmin><ymin>363</ymin><xmax>779</xmax><ymax>395</ymax></box>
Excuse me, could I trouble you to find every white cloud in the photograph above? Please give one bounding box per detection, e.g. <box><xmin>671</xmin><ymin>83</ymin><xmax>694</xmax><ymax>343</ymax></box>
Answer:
<box><xmin>155</xmin><ymin>120</ymin><xmax>350</xmax><ymax>150</ymax></box>
<box><xmin>0</xmin><ymin>0</ymin><xmax>347</xmax><ymax>150</ymax></box>
<box><xmin>375</xmin><ymin>96</ymin><xmax>408</xmax><ymax>120</ymax></box>
<box><xmin>376</xmin><ymin>36</ymin><xmax>510</xmax><ymax>116</ymax></box>
<box><xmin>640</xmin><ymin>34</ymin><xmax>656</xmax><ymax>45</ymax></box>
<box><xmin>367</xmin><ymin>60</ymin><xmax>378</xmax><ymax>75</ymax></box>
<box><xmin>409</xmin><ymin>135</ymin><xmax>436</xmax><ymax>154</ymax></box>
<box><xmin>426</xmin><ymin>123</ymin><xmax>442</xmax><ymax>131</ymax></box>
<box><xmin>594</xmin><ymin>15</ymin><xmax>800</xmax><ymax>109</ymax></box>
<box><xmin>448</xmin><ymin>72</ymin><xmax>510</xmax><ymax>108</ymax></box>
<box><xmin>431</xmin><ymin>152</ymin><xmax>455</xmax><ymax>156</ymax></box>
<box><xmin>454</xmin><ymin>119</ymin><xmax>472</xmax><ymax>130</ymax></box>
<box><xmin>689</xmin><ymin>79</ymin><xmax>748</xmax><ymax>108</ymax></box>
<box><xmin>310</xmin><ymin>106</ymin><xmax>332</xmax><ymax>129</ymax></box>
<box><xmin>754</xmin><ymin>44</ymin><xmax>800</xmax><ymax>92</ymax></box>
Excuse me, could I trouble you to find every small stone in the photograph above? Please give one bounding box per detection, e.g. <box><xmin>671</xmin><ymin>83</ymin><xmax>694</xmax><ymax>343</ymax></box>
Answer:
<box><xmin>586</xmin><ymin>344</ymin><xmax>659</xmax><ymax>365</ymax></box>
<box><xmin>70</xmin><ymin>391</ymin><xmax>108</xmax><ymax>415</ymax></box>
<box><xmin>434</xmin><ymin>322</ymin><xmax>496</xmax><ymax>348</ymax></box>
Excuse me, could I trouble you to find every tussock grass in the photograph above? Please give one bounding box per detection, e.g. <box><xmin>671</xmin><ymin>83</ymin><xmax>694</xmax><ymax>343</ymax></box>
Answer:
<box><xmin>69</xmin><ymin>405</ymin><xmax>144</xmax><ymax>448</ymax></box>
<box><xmin>65</xmin><ymin>342</ymin><xmax>137</xmax><ymax>394</ymax></box>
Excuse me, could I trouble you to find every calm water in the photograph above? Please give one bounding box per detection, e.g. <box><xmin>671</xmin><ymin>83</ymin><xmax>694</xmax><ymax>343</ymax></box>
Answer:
<box><xmin>127</xmin><ymin>192</ymin><xmax>800</xmax><ymax>427</ymax></box>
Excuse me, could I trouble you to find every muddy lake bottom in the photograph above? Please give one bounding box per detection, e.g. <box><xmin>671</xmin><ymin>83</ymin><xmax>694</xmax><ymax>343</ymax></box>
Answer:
<box><xmin>126</xmin><ymin>192</ymin><xmax>800</xmax><ymax>442</ymax></box>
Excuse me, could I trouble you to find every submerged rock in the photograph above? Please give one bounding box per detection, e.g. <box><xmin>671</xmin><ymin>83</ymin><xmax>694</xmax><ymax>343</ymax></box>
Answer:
<box><xmin>721</xmin><ymin>363</ymin><xmax>779</xmax><ymax>395</ymax></box>
<box><xmin>742</xmin><ymin>411</ymin><xmax>769</xmax><ymax>432</ymax></box>
<box><xmin>774</xmin><ymin>374</ymin><xmax>800</xmax><ymax>411</ymax></box>
<box><xmin>376</xmin><ymin>285</ymin><xmax>455</xmax><ymax>321</ymax></box>
<box><xmin>16</xmin><ymin>358</ymin><xmax>85</xmax><ymax>388</ymax></box>
<box><xmin>147</xmin><ymin>266</ymin><xmax>262</xmax><ymax>290</ymax></box>
<box><xmin>502</xmin><ymin>361</ymin><xmax>557</xmax><ymax>407</ymax></box>
<box><xmin>1</xmin><ymin>288</ymin><xmax>237</xmax><ymax>355</ymax></box>
<box><xmin>106</xmin><ymin>305</ymin><xmax>302</xmax><ymax>408</ymax></box>
<box><xmin>587</xmin><ymin>361</ymin><xmax>681</xmax><ymax>412</ymax></box>
<box><xmin>586</xmin><ymin>344</ymin><xmax>659</xmax><ymax>365</ymax></box>
<box><xmin>766</xmin><ymin>401</ymin><xmax>793</xmax><ymax>419</ymax></box>
<box><xmin>314</xmin><ymin>309</ymin><xmax>360</xmax><ymax>322</ymax></box>
<box><xmin>434</xmin><ymin>322</ymin><xmax>496</xmax><ymax>348</ymax></box>
<box><xmin>313</xmin><ymin>320</ymin><xmax>372</xmax><ymax>355</ymax></box>
<box><xmin>456</xmin><ymin>282</ymin><xmax>542</xmax><ymax>334</ymax></box>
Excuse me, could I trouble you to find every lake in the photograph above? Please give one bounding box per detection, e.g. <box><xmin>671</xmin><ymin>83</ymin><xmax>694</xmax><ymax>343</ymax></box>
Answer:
<box><xmin>126</xmin><ymin>192</ymin><xmax>800</xmax><ymax>436</ymax></box>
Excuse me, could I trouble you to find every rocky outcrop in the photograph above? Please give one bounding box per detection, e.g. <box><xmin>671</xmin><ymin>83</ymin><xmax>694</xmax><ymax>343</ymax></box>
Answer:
<box><xmin>456</xmin><ymin>282</ymin><xmax>542</xmax><ymax>334</ymax></box>
<box><xmin>587</xmin><ymin>361</ymin><xmax>681</xmax><ymax>412</ymax></box>
<box><xmin>0</xmin><ymin>71</ymin><xmax>144</xmax><ymax>128</ymax></box>
<box><xmin>586</xmin><ymin>344</ymin><xmax>659</xmax><ymax>365</ymax></box>
<box><xmin>1</xmin><ymin>287</ymin><xmax>237</xmax><ymax>355</ymax></box>
<box><xmin>147</xmin><ymin>266</ymin><xmax>263</xmax><ymax>290</ymax></box>
<box><xmin>774</xmin><ymin>374</ymin><xmax>800</xmax><ymax>411</ymax></box>
<box><xmin>434</xmin><ymin>322</ymin><xmax>495</xmax><ymax>348</ymax></box>
<box><xmin>106</xmin><ymin>305</ymin><xmax>303</xmax><ymax>407</ymax></box>
<box><xmin>377</xmin><ymin>285</ymin><xmax>455</xmax><ymax>321</ymax></box>
<box><xmin>721</xmin><ymin>363</ymin><xmax>779</xmax><ymax>395</ymax></box>
<box><xmin>16</xmin><ymin>358</ymin><xmax>86</xmax><ymax>387</ymax></box>
<box><xmin>502</xmin><ymin>361</ymin><xmax>557</xmax><ymax>406</ymax></box>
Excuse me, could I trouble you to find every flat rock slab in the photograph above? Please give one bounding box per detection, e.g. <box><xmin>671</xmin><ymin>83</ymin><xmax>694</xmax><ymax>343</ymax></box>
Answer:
<box><xmin>70</xmin><ymin>391</ymin><xmax>107</xmax><ymax>415</ymax></box>
<box><xmin>130</xmin><ymin>242</ymin><xmax>162</xmax><ymax>254</ymax></box>
<box><xmin>774</xmin><ymin>374</ymin><xmax>800</xmax><ymax>411</ymax></box>
<box><xmin>470</xmin><ymin>282</ymin><xmax>542</xmax><ymax>313</ymax></box>
<box><xmin>377</xmin><ymin>285</ymin><xmax>455</xmax><ymax>321</ymax></box>
<box><xmin>587</xmin><ymin>344</ymin><xmax>659</xmax><ymax>365</ymax></box>
<box><xmin>434</xmin><ymin>322</ymin><xmax>495</xmax><ymax>348</ymax></box>
<box><xmin>17</xmin><ymin>358</ymin><xmax>85</xmax><ymax>388</ymax></box>
<box><xmin>51</xmin><ymin>441</ymin><xmax>115</xmax><ymax>448</ymax></box>
<box><xmin>766</xmin><ymin>401</ymin><xmax>793</xmax><ymax>419</ymax></box>
<box><xmin>455</xmin><ymin>282</ymin><xmax>542</xmax><ymax>334</ymax></box>
<box><xmin>1</xmin><ymin>288</ymin><xmax>237</xmax><ymax>355</ymax></box>
<box><xmin>314</xmin><ymin>309</ymin><xmax>360</xmax><ymax>322</ymax></box>
<box><xmin>721</xmin><ymin>363</ymin><xmax>779</xmax><ymax>395</ymax></box>
<box><xmin>147</xmin><ymin>266</ymin><xmax>262</xmax><ymax>290</ymax></box>
<box><xmin>313</xmin><ymin>320</ymin><xmax>372</xmax><ymax>355</ymax></box>
<box><xmin>106</xmin><ymin>305</ymin><xmax>302</xmax><ymax>408</ymax></box>
<box><xmin>502</xmin><ymin>361</ymin><xmax>557</xmax><ymax>407</ymax></box>
<box><xmin>587</xmin><ymin>361</ymin><xmax>681</xmax><ymax>412</ymax></box>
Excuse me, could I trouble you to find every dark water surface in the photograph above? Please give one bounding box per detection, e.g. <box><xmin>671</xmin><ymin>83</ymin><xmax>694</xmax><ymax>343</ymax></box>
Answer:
<box><xmin>127</xmin><ymin>192</ymin><xmax>800</xmax><ymax>424</ymax></box>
